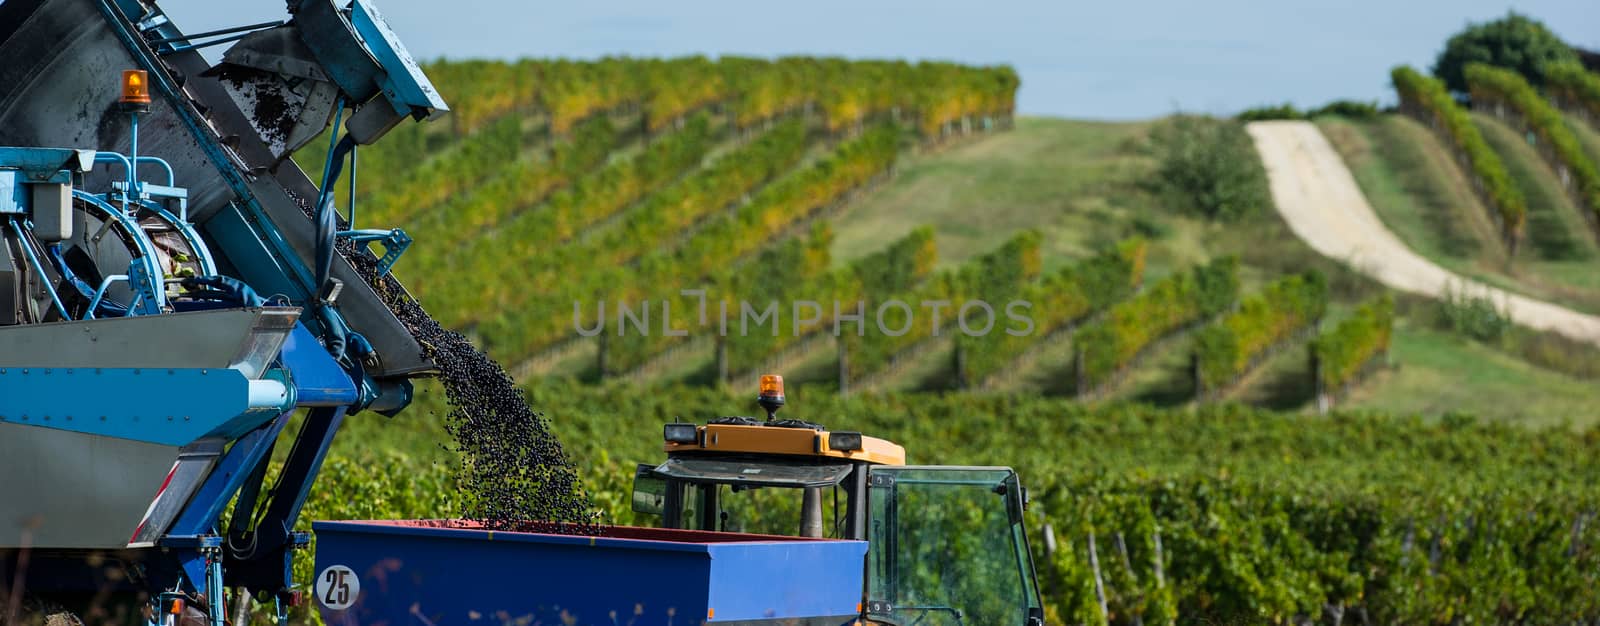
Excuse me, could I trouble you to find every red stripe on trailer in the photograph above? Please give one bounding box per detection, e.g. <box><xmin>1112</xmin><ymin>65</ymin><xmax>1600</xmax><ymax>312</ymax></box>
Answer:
<box><xmin>128</xmin><ymin>460</ymin><xmax>181</xmax><ymax>546</ymax></box>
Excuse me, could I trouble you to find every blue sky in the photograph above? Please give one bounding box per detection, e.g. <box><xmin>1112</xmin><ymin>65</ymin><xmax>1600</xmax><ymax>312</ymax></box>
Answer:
<box><xmin>159</xmin><ymin>0</ymin><xmax>1597</xmax><ymax>120</ymax></box>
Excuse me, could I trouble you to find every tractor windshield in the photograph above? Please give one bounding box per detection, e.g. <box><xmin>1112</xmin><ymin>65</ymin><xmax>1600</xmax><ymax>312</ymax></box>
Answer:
<box><xmin>867</xmin><ymin>467</ymin><xmax>1042</xmax><ymax>626</ymax></box>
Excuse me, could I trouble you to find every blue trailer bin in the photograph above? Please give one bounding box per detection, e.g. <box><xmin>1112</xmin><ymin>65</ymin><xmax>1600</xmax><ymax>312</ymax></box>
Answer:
<box><xmin>312</xmin><ymin>520</ymin><xmax>867</xmax><ymax>625</ymax></box>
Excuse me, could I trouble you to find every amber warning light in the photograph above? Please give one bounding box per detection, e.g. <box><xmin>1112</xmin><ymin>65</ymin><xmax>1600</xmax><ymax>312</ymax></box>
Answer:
<box><xmin>120</xmin><ymin>69</ymin><xmax>151</xmax><ymax>110</ymax></box>
<box><xmin>758</xmin><ymin>374</ymin><xmax>785</xmax><ymax>420</ymax></box>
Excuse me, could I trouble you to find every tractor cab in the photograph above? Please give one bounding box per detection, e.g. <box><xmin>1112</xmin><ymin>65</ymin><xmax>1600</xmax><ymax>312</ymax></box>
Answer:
<box><xmin>631</xmin><ymin>376</ymin><xmax>1045</xmax><ymax>626</ymax></box>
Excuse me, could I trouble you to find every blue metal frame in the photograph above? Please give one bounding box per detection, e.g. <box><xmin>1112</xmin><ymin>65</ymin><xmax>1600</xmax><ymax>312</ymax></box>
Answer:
<box><xmin>160</xmin><ymin>535</ymin><xmax>226</xmax><ymax>626</ymax></box>
<box><xmin>128</xmin><ymin>112</ymin><xmax>141</xmax><ymax>199</ymax></box>
<box><xmin>155</xmin><ymin>349</ymin><xmax>355</xmax><ymax>619</ymax></box>
<box><xmin>83</xmin><ymin>274</ymin><xmax>129</xmax><ymax>319</ymax></box>
<box><xmin>279</xmin><ymin>323</ymin><xmax>361</xmax><ymax>406</ymax></box>
<box><xmin>226</xmin><ymin>406</ymin><xmax>349</xmax><ymax>595</ymax></box>
<box><xmin>337</xmin><ymin>228</ymin><xmax>411</xmax><ymax>277</ymax></box>
<box><xmin>6</xmin><ymin>146</ymin><xmax>210</xmax><ymax>321</ymax></box>
<box><xmin>164</xmin><ymin>323</ymin><xmax>357</xmax><ymax>594</ymax></box>
<box><xmin>72</xmin><ymin>190</ymin><xmax>168</xmax><ymax>314</ymax></box>
<box><xmin>125</xmin><ymin>259</ymin><xmax>164</xmax><ymax>315</ymax></box>
<box><xmin>167</xmin><ymin>413</ymin><xmax>295</xmax><ymax>538</ymax></box>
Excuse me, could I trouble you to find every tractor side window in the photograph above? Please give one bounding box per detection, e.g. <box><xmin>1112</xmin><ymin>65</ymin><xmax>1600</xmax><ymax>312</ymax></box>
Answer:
<box><xmin>679</xmin><ymin>483</ymin><xmax>706</xmax><ymax>530</ymax></box>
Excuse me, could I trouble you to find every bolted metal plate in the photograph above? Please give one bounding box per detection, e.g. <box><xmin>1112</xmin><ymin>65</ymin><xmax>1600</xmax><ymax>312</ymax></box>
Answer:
<box><xmin>0</xmin><ymin>306</ymin><xmax>297</xmax><ymax>372</ymax></box>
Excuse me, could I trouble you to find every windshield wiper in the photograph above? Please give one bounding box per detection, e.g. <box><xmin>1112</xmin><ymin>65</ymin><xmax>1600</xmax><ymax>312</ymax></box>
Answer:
<box><xmin>900</xmin><ymin>605</ymin><xmax>964</xmax><ymax>626</ymax></box>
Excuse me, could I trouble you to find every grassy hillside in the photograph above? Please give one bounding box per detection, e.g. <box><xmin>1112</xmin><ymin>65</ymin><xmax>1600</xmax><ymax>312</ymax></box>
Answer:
<box><xmin>1320</xmin><ymin>113</ymin><xmax>1600</xmax><ymax>313</ymax></box>
<box><xmin>1341</xmin><ymin>319</ymin><xmax>1600</xmax><ymax>426</ymax></box>
<box><xmin>813</xmin><ymin>114</ymin><xmax>1600</xmax><ymax>420</ymax></box>
<box><xmin>828</xmin><ymin>118</ymin><xmax>1198</xmax><ymax>272</ymax></box>
<box><xmin>1473</xmin><ymin>112</ymin><xmax>1597</xmax><ymax>264</ymax></box>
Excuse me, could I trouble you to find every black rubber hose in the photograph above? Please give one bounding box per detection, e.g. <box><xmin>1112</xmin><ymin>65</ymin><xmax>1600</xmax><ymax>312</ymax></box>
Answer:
<box><xmin>180</xmin><ymin>275</ymin><xmax>264</xmax><ymax>306</ymax></box>
<box><xmin>315</xmin><ymin>134</ymin><xmax>358</xmax><ymax>294</ymax></box>
<box><xmin>317</xmin><ymin>302</ymin><xmax>348</xmax><ymax>362</ymax></box>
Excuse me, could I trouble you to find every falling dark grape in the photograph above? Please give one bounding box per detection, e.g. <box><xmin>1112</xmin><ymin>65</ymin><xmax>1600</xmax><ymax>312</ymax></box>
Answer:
<box><xmin>305</xmin><ymin>195</ymin><xmax>598</xmax><ymax>534</ymax></box>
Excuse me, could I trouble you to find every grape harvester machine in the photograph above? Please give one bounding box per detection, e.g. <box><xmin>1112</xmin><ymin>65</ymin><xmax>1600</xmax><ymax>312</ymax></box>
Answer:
<box><xmin>0</xmin><ymin>0</ymin><xmax>446</xmax><ymax>622</ymax></box>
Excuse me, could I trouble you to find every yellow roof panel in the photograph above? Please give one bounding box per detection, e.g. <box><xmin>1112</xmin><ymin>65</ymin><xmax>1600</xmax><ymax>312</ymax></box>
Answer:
<box><xmin>664</xmin><ymin>423</ymin><xmax>906</xmax><ymax>465</ymax></box>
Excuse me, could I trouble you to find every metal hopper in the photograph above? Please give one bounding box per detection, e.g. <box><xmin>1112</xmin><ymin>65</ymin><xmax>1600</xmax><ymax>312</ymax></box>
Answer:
<box><xmin>0</xmin><ymin>307</ymin><xmax>301</xmax><ymax>548</ymax></box>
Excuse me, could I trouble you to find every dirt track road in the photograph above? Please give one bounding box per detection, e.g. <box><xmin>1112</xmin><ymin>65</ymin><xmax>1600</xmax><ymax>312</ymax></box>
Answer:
<box><xmin>1246</xmin><ymin>120</ymin><xmax>1600</xmax><ymax>345</ymax></box>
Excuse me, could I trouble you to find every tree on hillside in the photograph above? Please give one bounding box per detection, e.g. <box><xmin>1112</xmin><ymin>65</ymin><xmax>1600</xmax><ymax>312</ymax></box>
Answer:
<box><xmin>1149</xmin><ymin>114</ymin><xmax>1269</xmax><ymax>221</ymax></box>
<box><xmin>1432</xmin><ymin>12</ymin><xmax>1577</xmax><ymax>94</ymax></box>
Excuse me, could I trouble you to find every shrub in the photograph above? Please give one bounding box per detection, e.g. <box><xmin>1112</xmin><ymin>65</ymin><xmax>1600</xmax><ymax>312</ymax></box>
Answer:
<box><xmin>1236</xmin><ymin>103</ymin><xmax>1304</xmax><ymax>121</ymax></box>
<box><xmin>1434</xmin><ymin>285</ymin><xmax>1512</xmax><ymax>343</ymax></box>
<box><xmin>721</xmin><ymin>225</ymin><xmax>939</xmax><ymax>380</ymax></box>
<box><xmin>464</xmin><ymin>119</ymin><xmax>811</xmax><ymax>353</ymax></box>
<box><xmin>1236</xmin><ymin>101</ymin><xmax>1380</xmax><ymax>122</ymax></box>
<box><xmin>401</xmin><ymin>113</ymin><xmax>711</xmax><ymax>294</ymax></box>
<box><xmin>1150</xmin><ymin>115</ymin><xmax>1271</xmax><ymax>220</ymax></box>
<box><xmin>603</xmin><ymin>125</ymin><xmax>904</xmax><ymax>373</ymax></box>
<box><xmin>1129</xmin><ymin>214</ymin><xmax>1170</xmax><ymax>239</ymax></box>
<box><xmin>1310</xmin><ymin>100</ymin><xmax>1381</xmax><ymax>119</ymax></box>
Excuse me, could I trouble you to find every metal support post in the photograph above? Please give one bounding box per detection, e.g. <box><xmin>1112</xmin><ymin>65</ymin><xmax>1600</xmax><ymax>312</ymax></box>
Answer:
<box><xmin>205</xmin><ymin>544</ymin><xmax>226</xmax><ymax>626</ymax></box>
<box><xmin>128</xmin><ymin>111</ymin><xmax>140</xmax><ymax>208</ymax></box>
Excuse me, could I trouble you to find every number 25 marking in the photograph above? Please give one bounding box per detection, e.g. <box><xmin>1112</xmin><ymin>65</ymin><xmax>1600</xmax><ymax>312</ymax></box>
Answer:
<box><xmin>324</xmin><ymin>569</ymin><xmax>349</xmax><ymax>605</ymax></box>
<box><xmin>316</xmin><ymin>565</ymin><xmax>359</xmax><ymax>610</ymax></box>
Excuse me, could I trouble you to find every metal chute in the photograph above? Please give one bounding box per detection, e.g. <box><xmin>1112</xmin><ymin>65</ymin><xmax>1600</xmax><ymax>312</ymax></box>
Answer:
<box><xmin>205</xmin><ymin>0</ymin><xmax>449</xmax><ymax>162</ymax></box>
